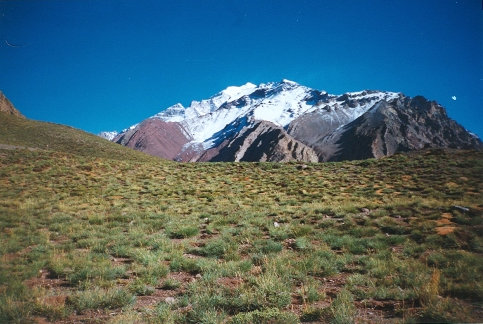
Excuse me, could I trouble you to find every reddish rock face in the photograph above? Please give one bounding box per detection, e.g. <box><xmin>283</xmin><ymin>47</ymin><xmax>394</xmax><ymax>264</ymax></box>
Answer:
<box><xmin>113</xmin><ymin>119</ymin><xmax>192</xmax><ymax>160</ymax></box>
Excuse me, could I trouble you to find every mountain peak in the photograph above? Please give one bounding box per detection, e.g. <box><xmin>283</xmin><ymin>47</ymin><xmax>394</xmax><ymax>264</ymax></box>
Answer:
<box><xmin>104</xmin><ymin>80</ymin><xmax>481</xmax><ymax>162</ymax></box>
<box><xmin>217</xmin><ymin>82</ymin><xmax>257</xmax><ymax>102</ymax></box>
<box><xmin>281</xmin><ymin>79</ymin><xmax>298</xmax><ymax>85</ymax></box>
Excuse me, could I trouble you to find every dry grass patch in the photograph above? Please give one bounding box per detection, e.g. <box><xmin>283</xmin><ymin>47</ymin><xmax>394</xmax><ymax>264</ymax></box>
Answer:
<box><xmin>0</xmin><ymin>148</ymin><xmax>481</xmax><ymax>323</ymax></box>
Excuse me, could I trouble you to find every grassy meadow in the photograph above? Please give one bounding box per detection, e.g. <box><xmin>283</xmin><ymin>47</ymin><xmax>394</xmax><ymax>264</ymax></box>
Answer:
<box><xmin>0</xmin><ymin>144</ymin><xmax>481</xmax><ymax>323</ymax></box>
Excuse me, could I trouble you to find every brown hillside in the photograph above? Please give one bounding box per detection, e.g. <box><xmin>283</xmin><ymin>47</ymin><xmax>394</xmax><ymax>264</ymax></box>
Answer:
<box><xmin>0</xmin><ymin>91</ymin><xmax>24</xmax><ymax>118</ymax></box>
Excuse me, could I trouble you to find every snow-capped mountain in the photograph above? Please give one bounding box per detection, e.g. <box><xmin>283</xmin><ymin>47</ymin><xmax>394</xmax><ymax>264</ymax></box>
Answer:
<box><xmin>104</xmin><ymin>80</ymin><xmax>481</xmax><ymax>162</ymax></box>
<box><xmin>151</xmin><ymin>79</ymin><xmax>398</xmax><ymax>149</ymax></box>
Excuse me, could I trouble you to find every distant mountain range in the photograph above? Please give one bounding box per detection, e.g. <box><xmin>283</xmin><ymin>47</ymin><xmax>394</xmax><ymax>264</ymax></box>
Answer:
<box><xmin>100</xmin><ymin>80</ymin><xmax>481</xmax><ymax>162</ymax></box>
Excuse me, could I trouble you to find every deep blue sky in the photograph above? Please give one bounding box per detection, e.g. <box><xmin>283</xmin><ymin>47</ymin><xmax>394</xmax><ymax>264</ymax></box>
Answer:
<box><xmin>1</xmin><ymin>0</ymin><xmax>482</xmax><ymax>136</ymax></box>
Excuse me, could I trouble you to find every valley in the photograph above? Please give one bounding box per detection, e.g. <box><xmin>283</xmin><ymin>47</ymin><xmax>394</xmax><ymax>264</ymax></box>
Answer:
<box><xmin>1</xmin><ymin>91</ymin><xmax>481</xmax><ymax>323</ymax></box>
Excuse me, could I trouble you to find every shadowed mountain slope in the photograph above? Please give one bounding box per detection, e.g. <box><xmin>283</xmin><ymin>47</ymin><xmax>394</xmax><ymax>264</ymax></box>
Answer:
<box><xmin>199</xmin><ymin>120</ymin><xmax>318</xmax><ymax>162</ymax></box>
<box><xmin>312</xmin><ymin>96</ymin><xmax>482</xmax><ymax>162</ymax></box>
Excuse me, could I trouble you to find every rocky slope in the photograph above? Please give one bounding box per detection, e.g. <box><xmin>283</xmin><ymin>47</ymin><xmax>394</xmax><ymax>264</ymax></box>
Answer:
<box><xmin>313</xmin><ymin>96</ymin><xmax>482</xmax><ymax>161</ymax></box>
<box><xmin>0</xmin><ymin>91</ymin><xmax>24</xmax><ymax>118</ymax></box>
<box><xmin>113</xmin><ymin>119</ymin><xmax>191</xmax><ymax>160</ymax></box>
<box><xmin>104</xmin><ymin>80</ymin><xmax>481</xmax><ymax>162</ymax></box>
<box><xmin>198</xmin><ymin>120</ymin><xmax>318</xmax><ymax>162</ymax></box>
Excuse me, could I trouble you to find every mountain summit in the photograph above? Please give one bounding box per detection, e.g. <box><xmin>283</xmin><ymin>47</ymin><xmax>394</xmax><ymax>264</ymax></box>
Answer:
<box><xmin>104</xmin><ymin>80</ymin><xmax>481</xmax><ymax>162</ymax></box>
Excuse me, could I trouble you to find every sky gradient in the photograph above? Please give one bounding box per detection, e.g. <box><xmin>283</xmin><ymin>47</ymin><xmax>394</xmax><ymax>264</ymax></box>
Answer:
<box><xmin>1</xmin><ymin>0</ymin><xmax>482</xmax><ymax>136</ymax></box>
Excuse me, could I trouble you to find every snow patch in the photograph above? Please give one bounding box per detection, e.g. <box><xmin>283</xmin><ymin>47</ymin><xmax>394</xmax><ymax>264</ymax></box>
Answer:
<box><xmin>98</xmin><ymin>131</ymin><xmax>119</xmax><ymax>141</ymax></box>
<box><xmin>281</xmin><ymin>79</ymin><xmax>298</xmax><ymax>85</ymax></box>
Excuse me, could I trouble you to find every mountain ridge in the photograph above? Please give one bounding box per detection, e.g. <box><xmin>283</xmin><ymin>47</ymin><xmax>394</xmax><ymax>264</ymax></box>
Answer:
<box><xmin>104</xmin><ymin>80</ymin><xmax>480</xmax><ymax>162</ymax></box>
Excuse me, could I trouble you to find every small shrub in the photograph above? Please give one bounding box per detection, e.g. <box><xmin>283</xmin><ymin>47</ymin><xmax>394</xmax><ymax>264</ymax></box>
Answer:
<box><xmin>138</xmin><ymin>263</ymin><xmax>169</xmax><ymax>284</ymax></box>
<box><xmin>301</xmin><ymin>249</ymin><xmax>341</xmax><ymax>276</ymax></box>
<box><xmin>230</xmin><ymin>307</ymin><xmax>298</xmax><ymax>324</ymax></box>
<box><xmin>269</xmin><ymin>227</ymin><xmax>290</xmax><ymax>241</ymax></box>
<box><xmin>255</xmin><ymin>240</ymin><xmax>283</xmax><ymax>254</ymax></box>
<box><xmin>68</xmin><ymin>264</ymin><xmax>126</xmax><ymax>285</ymax></box>
<box><xmin>294</xmin><ymin>237</ymin><xmax>311</xmax><ymax>250</ymax></box>
<box><xmin>109</xmin><ymin>244</ymin><xmax>133</xmax><ymax>258</ymax></box>
<box><xmin>252</xmin><ymin>272</ymin><xmax>292</xmax><ymax>309</ymax></box>
<box><xmin>155</xmin><ymin>303</ymin><xmax>175</xmax><ymax>323</ymax></box>
<box><xmin>291</xmin><ymin>224</ymin><xmax>312</xmax><ymax>237</ymax></box>
<box><xmin>128</xmin><ymin>279</ymin><xmax>155</xmax><ymax>296</ymax></box>
<box><xmin>201</xmin><ymin>239</ymin><xmax>229</xmax><ymax>258</ymax></box>
<box><xmin>108</xmin><ymin>311</ymin><xmax>143</xmax><ymax>324</ymax></box>
<box><xmin>169</xmin><ymin>257</ymin><xmax>201</xmax><ymax>274</ymax></box>
<box><xmin>167</xmin><ymin>225</ymin><xmax>199</xmax><ymax>239</ymax></box>
<box><xmin>67</xmin><ymin>287</ymin><xmax>135</xmax><ymax>312</ymax></box>
<box><xmin>300</xmin><ymin>307</ymin><xmax>326</xmax><ymax>322</ymax></box>
<box><xmin>184</xmin><ymin>307</ymin><xmax>226</xmax><ymax>324</ymax></box>
<box><xmin>419</xmin><ymin>268</ymin><xmax>440</xmax><ymax>306</ymax></box>
<box><xmin>330</xmin><ymin>289</ymin><xmax>356</xmax><ymax>324</ymax></box>
<box><xmin>307</xmin><ymin>283</ymin><xmax>323</xmax><ymax>303</ymax></box>
<box><xmin>0</xmin><ymin>295</ymin><xmax>33</xmax><ymax>323</ymax></box>
<box><xmin>161</xmin><ymin>278</ymin><xmax>181</xmax><ymax>290</ymax></box>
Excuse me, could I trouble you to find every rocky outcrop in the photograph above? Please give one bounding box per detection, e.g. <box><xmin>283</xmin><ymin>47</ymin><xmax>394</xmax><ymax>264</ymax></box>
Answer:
<box><xmin>0</xmin><ymin>91</ymin><xmax>24</xmax><ymax>118</ymax></box>
<box><xmin>287</xmin><ymin>108</ymin><xmax>355</xmax><ymax>147</ymax></box>
<box><xmin>113</xmin><ymin>119</ymin><xmax>192</xmax><ymax>160</ymax></box>
<box><xmin>199</xmin><ymin>120</ymin><xmax>318</xmax><ymax>162</ymax></box>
